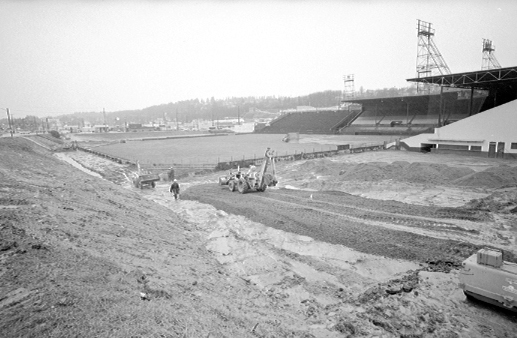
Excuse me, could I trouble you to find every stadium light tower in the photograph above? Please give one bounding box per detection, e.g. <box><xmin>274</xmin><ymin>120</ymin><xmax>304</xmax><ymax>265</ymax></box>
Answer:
<box><xmin>481</xmin><ymin>39</ymin><xmax>502</xmax><ymax>70</ymax></box>
<box><xmin>416</xmin><ymin>20</ymin><xmax>451</xmax><ymax>93</ymax></box>
<box><xmin>341</xmin><ymin>74</ymin><xmax>355</xmax><ymax>108</ymax></box>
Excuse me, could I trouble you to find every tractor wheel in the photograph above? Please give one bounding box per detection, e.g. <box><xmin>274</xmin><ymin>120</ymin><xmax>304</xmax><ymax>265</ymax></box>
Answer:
<box><xmin>134</xmin><ymin>178</ymin><xmax>142</xmax><ymax>189</ymax></box>
<box><xmin>228</xmin><ymin>180</ymin><xmax>236</xmax><ymax>192</ymax></box>
<box><xmin>237</xmin><ymin>180</ymin><xmax>249</xmax><ymax>194</ymax></box>
<box><xmin>219</xmin><ymin>177</ymin><xmax>227</xmax><ymax>185</ymax></box>
<box><xmin>264</xmin><ymin>173</ymin><xmax>278</xmax><ymax>186</ymax></box>
<box><xmin>260</xmin><ymin>184</ymin><xmax>267</xmax><ymax>192</ymax></box>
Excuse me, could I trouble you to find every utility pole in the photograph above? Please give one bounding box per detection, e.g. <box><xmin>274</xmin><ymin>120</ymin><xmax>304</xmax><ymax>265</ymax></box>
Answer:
<box><xmin>10</xmin><ymin>111</ymin><xmax>15</xmax><ymax>136</ymax></box>
<box><xmin>6</xmin><ymin>108</ymin><xmax>13</xmax><ymax>137</ymax></box>
<box><xmin>176</xmin><ymin>106</ymin><xmax>179</xmax><ymax>131</ymax></box>
<box><xmin>237</xmin><ymin>106</ymin><xmax>240</xmax><ymax>125</ymax></box>
<box><xmin>211</xmin><ymin>104</ymin><xmax>214</xmax><ymax>127</ymax></box>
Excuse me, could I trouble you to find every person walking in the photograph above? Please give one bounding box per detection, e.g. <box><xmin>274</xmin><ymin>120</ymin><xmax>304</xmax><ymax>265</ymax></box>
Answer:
<box><xmin>169</xmin><ymin>179</ymin><xmax>180</xmax><ymax>200</ymax></box>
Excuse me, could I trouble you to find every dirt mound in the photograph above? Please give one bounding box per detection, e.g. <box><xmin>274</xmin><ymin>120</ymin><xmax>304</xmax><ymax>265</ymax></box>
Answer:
<box><xmin>464</xmin><ymin>188</ymin><xmax>517</xmax><ymax>213</ymax></box>
<box><xmin>453</xmin><ymin>164</ymin><xmax>517</xmax><ymax>189</ymax></box>
<box><xmin>337</xmin><ymin>161</ymin><xmax>475</xmax><ymax>185</ymax></box>
<box><xmin>286</xmin><ymin>157</ymin><xmax>517</xmax><ymax>191</ymax></box>
<box><xmin>297</xmin><ymin>158</ymin><xmax>341</xmax><ymax>176</ymax></box>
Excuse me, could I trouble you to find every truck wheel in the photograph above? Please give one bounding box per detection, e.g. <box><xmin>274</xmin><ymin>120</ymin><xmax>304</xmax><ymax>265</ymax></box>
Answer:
<box><xmin>237</xmin><ymin>180</ymin><xmax>249</xmax><ymax>194</ymax></box>
<box><xmin>463</xmin><ymin>291</ymin><xmax>474</xmax><ymax>300</ymax></box>
<box><xmin>229</xmin><ymin>180</ymin><xmax>236</xmax><ymax>192</ymax></box>
<box><xmin>151</xmin><ymin>181</ymin><xmax>156</xmax><ymax>188</ymax></box>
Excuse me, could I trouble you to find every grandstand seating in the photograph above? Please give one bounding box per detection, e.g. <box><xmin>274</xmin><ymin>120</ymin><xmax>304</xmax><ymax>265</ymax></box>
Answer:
<box><xmin>258</xmin><ymin>110</ymin><xmax>350</xmax><ymax>134</ymax></box>
<box><xmin>346</xmin><ymin>93</ymin><xmax>487</xmax><ymax>132</ymax></box>
<box><xmin>257</xmin><ymin>92</ymin><xmax>488</xmax><ymax>136</ymax></box>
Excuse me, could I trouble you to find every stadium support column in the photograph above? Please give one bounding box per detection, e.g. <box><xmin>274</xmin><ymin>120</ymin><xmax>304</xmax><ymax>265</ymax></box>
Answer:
<box><xmin>468</xmin><ymin>87</ymin><xmax>475</xmax><ymax>116</ymax></box>
<box><xmin>438</xmin><ymin>86</ymin><xmax>444</xmax><ymax>127</ymax></box>
<box><xmin>401</xmin><ymin>99</ymin><xmax>410</xmax><ymax>125</ymax></box>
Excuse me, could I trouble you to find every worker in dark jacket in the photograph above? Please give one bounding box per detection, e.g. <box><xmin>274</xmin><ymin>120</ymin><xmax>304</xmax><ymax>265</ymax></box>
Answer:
<box><xmin>169</xmin><ymin>179</ymin><xmax>180</xmax><ymax>200</ymax></box>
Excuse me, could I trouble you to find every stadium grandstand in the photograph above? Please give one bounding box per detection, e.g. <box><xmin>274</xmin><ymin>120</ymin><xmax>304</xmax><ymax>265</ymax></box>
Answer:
<box><xmin>256</xmin><ymin>66</ymin><xmax>517</xmax><ymax>137</ymax></box>
<box><xmin>257</xmin><ymin>108</ymin><xmax>353</xmax><ymax>134</ymax></box>
<box><xmin>339</xmin><ymin>89</ymin><xmax>488</xmax><ymax>136</ymax></box>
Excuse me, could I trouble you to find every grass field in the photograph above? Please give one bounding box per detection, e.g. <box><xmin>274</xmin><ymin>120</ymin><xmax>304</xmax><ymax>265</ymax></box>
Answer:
<box><xmin>88</xmin><ymin>133</ymin><xmax>398</xmax><ymax>165</ymax></box>
<box><xmin>73</xmin><ymin>129</ymin><xmax>207</xmax><ymax>141</ymax></box>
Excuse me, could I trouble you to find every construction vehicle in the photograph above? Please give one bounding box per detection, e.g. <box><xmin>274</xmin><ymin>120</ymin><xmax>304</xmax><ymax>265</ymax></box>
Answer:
<box><xmin>218</xmin><ymin>167</ymin><xmax>243</xmax><ymax>192</ymax></box>
<box><xmin>219</xmin><ymin>148</ymin><xmax>278</xmax><ymax>193</ymax></box>
<box><xmin>459</xmin><ymin>248</ymin><xmax>517</xmax><ymax>312</ymax></box>
<box><xmin>131</xmin><ymin>161</ymin><xmax>160</xmax><ymax>189</ymax></box>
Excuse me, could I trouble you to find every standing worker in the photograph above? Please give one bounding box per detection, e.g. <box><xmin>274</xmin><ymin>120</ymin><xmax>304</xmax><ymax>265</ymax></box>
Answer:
<box><xmin>169</xmin><ymin>179</ymin><xmax>180</xmax><ymax>200</ymax></box>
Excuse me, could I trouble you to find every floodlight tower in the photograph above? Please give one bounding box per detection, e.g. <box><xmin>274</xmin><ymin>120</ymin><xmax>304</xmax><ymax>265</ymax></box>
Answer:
<box><xmin>481</xmin><ymin>39</ymin><xmax>502</xmax><ymax>70</ymax></box>
<box><xmin>416</xmin><ymin>20</ymin><xmax>451</xmax><ymax>93</ymax></box>
<box><xmin>340</xmin><ymin>74</ymin><xmax>355</xmax><ymax>108</ymax></box>
<box><xmin>341</xmin><ymin>74</ymin><xmax>355</xmax><ymax>108</ymax></box>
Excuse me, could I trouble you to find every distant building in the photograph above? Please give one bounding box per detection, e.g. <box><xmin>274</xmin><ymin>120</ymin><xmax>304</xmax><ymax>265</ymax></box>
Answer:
<box><xmin>93</xmin><ymin>124</ymin><xmax>109</xmax><ymax>133</ymax></box>
<box><xmin>62</xmin><ymin>125</ymin><xmax>81</xmax><ymax>133</ymax></box>
<box><xmin>127</xmin><ymin>123</ymin><xmax>156</xmax><ymax>132</ymax></box>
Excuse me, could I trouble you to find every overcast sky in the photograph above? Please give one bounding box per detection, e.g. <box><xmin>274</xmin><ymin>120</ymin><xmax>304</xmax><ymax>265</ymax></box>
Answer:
<box><xmin>1</xmin><ymin>0</ymin><xmax>516</xmax><ymax>118</ymax></box>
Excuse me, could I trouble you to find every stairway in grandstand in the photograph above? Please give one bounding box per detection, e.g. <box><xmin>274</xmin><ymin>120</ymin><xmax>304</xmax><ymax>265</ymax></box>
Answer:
<box><xmin>332</xmin><ymin>109</ymin><xmax>364</xmax><ymax>132</ymax></box>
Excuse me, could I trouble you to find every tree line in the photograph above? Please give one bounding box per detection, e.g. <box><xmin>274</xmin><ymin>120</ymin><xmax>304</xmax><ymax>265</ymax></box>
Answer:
<box><xmin>1</xmin><ymin>85</ymin><xmax>425</xmax><ymax>129</ymax></box>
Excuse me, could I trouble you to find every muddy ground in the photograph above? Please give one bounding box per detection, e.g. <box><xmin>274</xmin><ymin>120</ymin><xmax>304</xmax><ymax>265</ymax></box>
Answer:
<box><xmin>1</xmin><ymin>136</ymin><xmax>517</xmax><ymax>337</ymax></box>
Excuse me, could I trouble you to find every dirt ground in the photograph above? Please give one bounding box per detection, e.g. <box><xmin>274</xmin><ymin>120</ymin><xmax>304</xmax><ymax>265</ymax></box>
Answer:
<box><xmin>1</xmin><ymin>137</ymin><xmax>516</xmax><ymax>337</ymax></box>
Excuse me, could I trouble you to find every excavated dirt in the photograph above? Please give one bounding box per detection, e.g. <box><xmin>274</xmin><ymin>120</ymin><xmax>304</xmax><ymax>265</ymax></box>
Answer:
<box><xmin>1</xmin><ymin>137</ymin><xmax>517</xmax><ymax>338</ymax></box>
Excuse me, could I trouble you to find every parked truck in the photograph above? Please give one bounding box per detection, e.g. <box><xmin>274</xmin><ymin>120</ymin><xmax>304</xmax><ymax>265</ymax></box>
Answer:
<box><xmin>131</xmin><ymin>161</ymin><xmax>160</xmax><ymax>189</ymax></box>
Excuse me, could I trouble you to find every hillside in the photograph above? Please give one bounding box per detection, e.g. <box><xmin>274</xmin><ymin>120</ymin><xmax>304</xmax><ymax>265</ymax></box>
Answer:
<box><xmin>0</xmin><ymin>138</ymin><xmax>302</xmax><ymax>337</ymax></box>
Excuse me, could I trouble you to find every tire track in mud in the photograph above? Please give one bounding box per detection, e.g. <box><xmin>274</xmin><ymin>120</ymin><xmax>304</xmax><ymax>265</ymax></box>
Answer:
<box><xmin>271</xmin><ymin>188</ymin><xmax>488</xmax><ymax>222</ymax></box>
<box><xmin>250</xmin><ymin>192</ymin><xmax>490</xmax><ymax>250</ymax></box>
<box><xmin>262</xmin><ymin>191</ymin><xmax>478</xmax><ymax>232</ymax></box>
<box><xmin>183</xmin><ymin>184</ymin><xmax>485</xmax><ymax>264</ymax></box>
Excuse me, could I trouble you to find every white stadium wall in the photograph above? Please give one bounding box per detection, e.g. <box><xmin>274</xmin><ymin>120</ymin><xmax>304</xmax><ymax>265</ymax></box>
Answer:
<box><xmin>401</xmin><ymin>99</ymin><xmax>517</xmax><ymax>158</ymax></box>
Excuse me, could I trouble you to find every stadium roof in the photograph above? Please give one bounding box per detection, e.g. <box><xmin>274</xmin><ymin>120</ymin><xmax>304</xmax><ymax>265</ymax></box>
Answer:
<box><xmin>406</xmin><ymin>66</ymin><xmax>517</xmax><ymax>90</ymax></box>
<box><xmin>341</xmin><ymin>92</ymin><xmax>456</xmax><ymax>105</ymax></box>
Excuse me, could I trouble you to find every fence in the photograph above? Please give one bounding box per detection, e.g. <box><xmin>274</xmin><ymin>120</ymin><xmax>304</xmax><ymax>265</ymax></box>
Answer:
<box><xmin>214</xmin><ymin>142</ymin><xmax>388</xmax><ymax>171</ymax></box>
<box><xmin>76</xmin><ymin>141</ymin><xmax>389</xmax><ymax>175</ymax></box>
<box><xmin>77</xmin><ymin>146</ymin><xmax>133</xmax><ymax>165</ymax></box>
